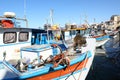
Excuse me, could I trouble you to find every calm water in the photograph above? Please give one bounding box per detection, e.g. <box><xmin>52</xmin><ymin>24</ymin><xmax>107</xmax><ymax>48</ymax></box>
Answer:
<box><xmin>86</xmin><ymin>47</ymin><xmax>120</xmax><ymax>80</ymax></box>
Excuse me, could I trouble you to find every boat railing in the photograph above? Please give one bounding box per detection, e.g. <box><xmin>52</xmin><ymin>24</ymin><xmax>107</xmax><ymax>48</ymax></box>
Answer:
<box><xmin>0</xmin><ymin>16</ymin><xmax>28</xmax><ymax>28</ymax></box>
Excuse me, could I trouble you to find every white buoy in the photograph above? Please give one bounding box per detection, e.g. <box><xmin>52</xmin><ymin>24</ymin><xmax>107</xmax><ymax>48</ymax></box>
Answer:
<box><xmin>4</xmin><ymin>12</ymin><xmax>16</xmax><ymax>18</ymax></box>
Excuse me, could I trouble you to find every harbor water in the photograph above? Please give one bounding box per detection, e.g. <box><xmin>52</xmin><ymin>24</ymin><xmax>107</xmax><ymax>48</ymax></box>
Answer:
<box><xmin>86</xmin><ymin>48</ymin><xmax>120</xmax><ymax>80</ymax></box>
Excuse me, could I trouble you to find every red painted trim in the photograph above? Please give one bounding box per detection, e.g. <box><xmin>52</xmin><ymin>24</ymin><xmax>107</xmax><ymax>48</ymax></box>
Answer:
<box><xmin>92</xmin><ymin>35</ymin><xmax>101</xmax><ymax>38</ymax></box>
<box><xmin>27</xmin><ymin>59</ymin><xmax>88</xmax><ymax>80</ymax></box>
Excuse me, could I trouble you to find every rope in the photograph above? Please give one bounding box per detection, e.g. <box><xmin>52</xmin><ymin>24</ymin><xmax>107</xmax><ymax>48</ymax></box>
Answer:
<box><xmin>65</xmin><ymin>51</ymin><xmax>88</xmax><ymax>80</ymax></box>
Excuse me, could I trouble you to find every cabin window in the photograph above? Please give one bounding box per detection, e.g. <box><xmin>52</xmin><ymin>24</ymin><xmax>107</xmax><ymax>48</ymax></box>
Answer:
<box><xmin>80</xmin><ymin>30</ymin><xmax>85</xmax><ymax>35</ymax></box>
<box><xmin>3</xmin><ymin>32</ymin><xmax>17</xmax><ymax>44</ymax></box>
<box><xmin>19</xmin><ymin>32</ymin><xmax>29</xmax><ymax>42</ymax></box>
<box><xmin>70</xmin><ymin>30</ymin><xmax>76</xmax><ymax>35</ymax></box>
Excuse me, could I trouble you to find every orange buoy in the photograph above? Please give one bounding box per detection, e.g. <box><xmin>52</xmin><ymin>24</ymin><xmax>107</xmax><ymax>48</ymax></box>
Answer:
<box><xmin>1</xmin><ymin>20</ymin><xmax>14</xmax><ymax>28</ymax></box>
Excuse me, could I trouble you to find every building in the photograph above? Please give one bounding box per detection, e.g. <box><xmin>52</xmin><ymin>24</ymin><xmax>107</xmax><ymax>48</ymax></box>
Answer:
<box><xmin>101</xmin><ymin>15</ymin><xmax>120</xmax><ymax>30</ymax></box>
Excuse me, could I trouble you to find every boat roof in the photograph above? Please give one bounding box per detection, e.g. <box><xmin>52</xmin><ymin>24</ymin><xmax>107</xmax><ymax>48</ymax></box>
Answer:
<box><xmin>62</xmin><ymin>28</ymin><xmax>87</xmax><ymax>31</ymax></box>
<box><xmin>0</xmin><ymin>27</ymin><xmax>47</xmax><ymax>32</ymax></box>
<box><xmin>0</xmin><ymin>27</ymin><xmax>31</xmax><ymax>30</ymax></box>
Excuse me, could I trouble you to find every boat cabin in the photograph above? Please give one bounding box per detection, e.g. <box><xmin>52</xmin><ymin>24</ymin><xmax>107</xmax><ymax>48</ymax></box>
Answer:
<box><xmin>0</xmin><ymin>28</ymin><xmax>32</xmax><ymax>61</ymax></box>
<box><xmin>0</xmin><ymin>12</ymin><xmax>48</xmax><ymax>62</ymax></box>
<box><xmin>62</xmin><ymin>28</ymin><xmax>87</xmax><ymax>41</ymax></box>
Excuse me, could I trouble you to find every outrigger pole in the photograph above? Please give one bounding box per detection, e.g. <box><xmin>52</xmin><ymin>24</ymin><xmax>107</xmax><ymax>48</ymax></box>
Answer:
<box><xmin>50</xmin><ymin>9</ymin><xmax>54</xmax><ymax>26</ymax></box>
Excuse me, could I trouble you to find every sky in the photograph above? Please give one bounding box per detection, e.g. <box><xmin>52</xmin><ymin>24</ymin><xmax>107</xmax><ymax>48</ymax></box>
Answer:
<box><xmin>0</xmin><ymin>0</ymin><xmax>120</xmax><ymax>28</ymax></box>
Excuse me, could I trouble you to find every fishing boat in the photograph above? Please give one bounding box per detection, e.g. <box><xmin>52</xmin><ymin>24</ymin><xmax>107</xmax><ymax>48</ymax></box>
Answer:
<box><xmin>92</xmin><ymin>34</ymin><xmax>110</xmax><ymax>47</ymax></box>
<box><xmin>104</xmin><ymin>29</ymin><xmax>120</xmax><ymax>59</ymax></box>
<box><xmin>0</xmin><ymin>12</ymin><xmax>96</xmax><ymax>80</ymax></box>
<box><xmin>84</xmin><ymin>29</ymin><xmax>110</xmax><ymax>48</ymax></box>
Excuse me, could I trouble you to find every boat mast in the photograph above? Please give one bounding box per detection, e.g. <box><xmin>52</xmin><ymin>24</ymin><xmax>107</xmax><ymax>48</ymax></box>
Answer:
<box><xmin>46</xmin><ymin>18</ymin><xmax>50</xmax><ymax>44</ymax></box>
<box><xmin>24</xmin><ymin>0</ymin><xmax>28</xmax><ymax>28</ymax></box>
<box><xmin>50</xmin><ymin>9</ymin><xmax>54</xmax><ymax>26</ymax></box>
<box><xmin>46</xmin><ymin>9</ymin><xmax>54</xmax><ymax>44</ymax></box>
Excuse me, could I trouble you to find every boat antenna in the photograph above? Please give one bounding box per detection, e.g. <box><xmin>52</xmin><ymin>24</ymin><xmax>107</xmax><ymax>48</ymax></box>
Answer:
<box><xmin>94</xmin><ymin>18</ymin><xmax>96</xmax><ymax>23</ymax></box>
<box><xmin>84</xmin><ymin>14</ymin><xmax>90</xmax><ymax>28</ymax></box>
<box><xmin>59</xmin><ymin>24</ymin><xmax>66</xmax><ymax>44</ymax></box>
<box><xmin>79</xmin><ymin>15</ymin><xmax>83</xmax><ymax>25</ymax></box>
<box><xmin>46</xmin><ymin>18</ymin><xmax>50</xmax><ymax>44</ymax></box>
<box><xmin>50</xmin><ymin>9</ymin><xmax>54</xmax><ymax>26</ymax></box>
<box><xmin>24</xmin><ymin>0</ymin><xmax>28</xmax><ymax>28</ymax></box>
<box><xmin>46</xmin><ymin>9</ymin><xmax>54</xmax><ymax>44</ymax></box>
<box><xmin>24</xmin><ymin>0</ymin><xmax>26</xmax><ymax>19</ymax></box>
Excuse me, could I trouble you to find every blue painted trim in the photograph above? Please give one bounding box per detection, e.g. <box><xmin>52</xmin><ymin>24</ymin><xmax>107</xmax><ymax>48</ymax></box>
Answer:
<box><xmin>96</xmin><ymin>35</ymin><xmax>109</xmax><ymax>41</ymax></box>
<box><xmin>19</xmin><ymin>66</ymin><xmax>52</xmax><ymax>79</ymax></box>
<box><xmin>70</xmin><ymin>51</ymin><xmax>91</xmax><ymax>65</ymax></box>
<box><xmin>20</xmin><ymin>45</ymin><xmax>51</xmax><ymax>52</ymax></box>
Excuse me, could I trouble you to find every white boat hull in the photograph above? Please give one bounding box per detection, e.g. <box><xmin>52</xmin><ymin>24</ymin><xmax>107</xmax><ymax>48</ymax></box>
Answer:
<box><xmin>96</xmin><ymin>38</ymin><xmax>109</xmax><ymax>47</ymax></box>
